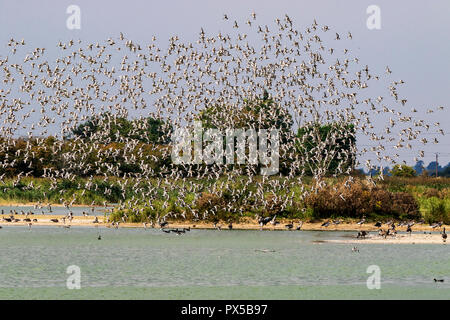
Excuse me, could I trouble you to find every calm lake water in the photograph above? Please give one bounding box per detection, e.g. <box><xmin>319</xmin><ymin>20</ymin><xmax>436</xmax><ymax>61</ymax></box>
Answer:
<box><xmin>0</xmin><ymin>226</ymin><xmax>448</xmax><ymax>299</ymax></box>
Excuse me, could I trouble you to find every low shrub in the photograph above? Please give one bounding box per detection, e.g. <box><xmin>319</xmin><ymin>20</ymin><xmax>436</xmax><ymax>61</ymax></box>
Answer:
<box><xmin>390</xmin><ymin>192</ymin><xmax>420</xmax><ymax>219</ymax></box>
<box><xmin>424</xmin><ymin>188</ymin><xmax>440</xmax><ymax>198</ymax></box>
<box><xmin>423</xmin><ymin>197</ymin><xmax>450</xmax><ymax>224</ymax></box>
<box><xmin>305</xmin><ymin>179</ymin><xmax>420</xmax><ymax>219</ymax></box>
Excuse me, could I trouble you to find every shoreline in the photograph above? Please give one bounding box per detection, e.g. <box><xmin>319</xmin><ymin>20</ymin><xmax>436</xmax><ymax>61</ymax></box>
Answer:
<box><xmin>1</xmin><ymin>214</ymin><xmax>447</xmax><ymax>232</ymax></box>
<box><xmin>0</xmin><ymin>202</ymin><xmax>447</xmax><ymax>234</ymax></box>
<box><xmin>1</xmin><ymin>215</ymin><xmax>447</xmax><ymax>244</ymax></box>
<box><xmin>322</xmin><ymin>233</ymin><xmax>447</xmax><ymax>244</ymax></box>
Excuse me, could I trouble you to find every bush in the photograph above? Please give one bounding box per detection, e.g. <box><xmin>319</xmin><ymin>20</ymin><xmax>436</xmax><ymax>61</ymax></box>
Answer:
<box><xmin>424</xmin><ymin>188</ymin><xmax>440</xmax><ymax>198</ymax></box>
<box><xmin>305</xmin><ymin>179</ymin><xmax>420</xmax><ymax>219</ymax></box>
<box><xmin>390</xmin><ymin>164</ymin><xmax>416</xmax><ymax>177</ymax></box>
<box><xmin>196</xmin><ymin>192</ymin><xmax>223</xmax><ymax>211</ymax></box>
<box><xmin>305</xmin><ymin>180</ymin><xmax>369</xmax><ymax>218</ymax></box>
<box><xmin>390</xmin><ymin>192</ymin><xmax>420</xmax><ymax>219</ymax></box>
<box><xmin>423</xmin><ymin>197</ymin><xmax>449</xmax><ymax>224</ymax></box>
<box><xmin>264</xmin><ymin>194</ymin><xmax>284</xmax><ymax>216</ymax></box>
<box><xmin>195</xmin><ymin>192</ymin><xmax>235</xmax><ymax>222</ymax></box>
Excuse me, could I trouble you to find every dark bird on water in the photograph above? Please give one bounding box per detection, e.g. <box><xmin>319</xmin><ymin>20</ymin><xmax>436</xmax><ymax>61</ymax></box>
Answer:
<box><xmin>434</xmin><ymin>278</ymin><xmax>444</xmax><ymax>282</ymax></box>
<box><xmin>285</xmin><ymin>222</ymin><xmax>294</xmax><ymax>230</ymax></box>
<box><xmin>406</xmin><ymin>225</ymin><xmax>412</xmax><ymax>235</ymax></box>
<box><xmin>442</xmin><ymin>227</ymin><xmax>447</xmax><ymax>243</ymax></box>
<box><xmin>357</xmin><ymin>231</ymin><xmax>368</xmax><ymax>239</ymax></box>
<box><xmin>170</xmin><ymin>228</ymin><xmax>184</xmax><ymax>235</ymax></box>
<box><xmin>159</xmin><ymin>221</ymin><xmax>168</xmax><ymax>228</ymax></box>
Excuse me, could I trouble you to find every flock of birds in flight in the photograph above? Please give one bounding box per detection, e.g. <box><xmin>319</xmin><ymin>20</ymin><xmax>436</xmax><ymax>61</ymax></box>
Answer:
<box><xmin>0</xmin><ymin>13</ymin><xmax>445</xmax><ymax>229</ymax></box>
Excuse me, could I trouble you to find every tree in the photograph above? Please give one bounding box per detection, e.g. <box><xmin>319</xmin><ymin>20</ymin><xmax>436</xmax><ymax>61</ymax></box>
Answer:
<box><xmin>196</xmin><ymin>90</ymin><xmax>294</xmax><ymax>175</ymax></box>
<box><xmin>390</xmin><ymin>164</ymin><xmax>416</xmax><ymax>177</ymax></box>
<box><xmin>426</xmin><ymin>161</ymin><xmax>442</xmax><ymax>177</ymax></box>
<box><xmin>198</xmin><ymin>90</ymin><xmax>292</xmax><ymax>135</ymax></box>
<box><xmin>69</xmin><ymin>112</ymin><xmax>171</xmax><ymax>144</ymax></box>
<box><xmin>413</xmin><ymin>160</ymin><xmax>425</xmax><ymax>175</ymax></box>
<box><xmin>439</xmin><ymin>163</ymin><xmax>450</xmax><ymax>177</ymax></box>
<box><xmin>296</xmin><ymin>123</ymin><xmax>356</xmax><ymax>176</ymax></box>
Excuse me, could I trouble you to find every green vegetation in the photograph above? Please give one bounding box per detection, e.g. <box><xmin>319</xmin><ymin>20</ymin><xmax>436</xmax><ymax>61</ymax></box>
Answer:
<box><xmin>0</xmin><ymin>177</ymin><xmax>124</xmax><ymax>205</ymax></box>
<box><xmin>390</xmin><ymin>164</ymin><xmax>416</xmax><ymax>177</ymax></box>
<box><xmin>107</xmin><ymin>176</ymin><xmax>450</xmax><ymax>224</ymax></box>
<box><xmin>69</xmin><ymin>112</ymin><xmax>171</xmax><ymax>145</ymax></box>
<box><xmin>197</xmin><ymin>90</ymin><xmax>293</xmax><ymax>137</ymax></box>
<box><xmin>1</xmin><ymin>175</ymin><xmax>447</xmax><ymax>224</ymax></box>
<box><xmin>0</xmin><ymin>95</ymin><xmax>448</xmax><ymax>225</ymax></box>
<box><xmin>0</xmin><ymin>114</ymin><xmax>175</xmax><ymax>180</ymax></box>
<box><xmin>296</xmin><ymin>123</ymin><xmax>356</xmax><ymax>175</ymax></box>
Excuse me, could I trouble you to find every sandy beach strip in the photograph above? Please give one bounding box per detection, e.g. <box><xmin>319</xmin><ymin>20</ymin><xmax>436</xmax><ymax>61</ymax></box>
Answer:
<box><xmin>1</xmin><ymin>215</ymin><xmax>447</xmax><ymax>244</ymax></box>
<box><xmin>0</xmin><ymin>214</ymin><xmax>447</xmax><ymax>233</ymax></box>
<box><xmin>323</xmin><ymin>233</ymin><xmax>448</xmax><ymax>244</ymax></box>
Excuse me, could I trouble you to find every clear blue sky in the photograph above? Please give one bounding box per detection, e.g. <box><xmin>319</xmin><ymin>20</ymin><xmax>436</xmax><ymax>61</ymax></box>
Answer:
<box><xmin>1</xmin><ymin>0</ymin><xmax>449</xmax><ymax>166</ymax></box>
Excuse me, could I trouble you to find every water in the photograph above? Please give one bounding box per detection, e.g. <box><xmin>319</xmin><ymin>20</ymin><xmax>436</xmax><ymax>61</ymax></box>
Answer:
<box><xmin>0</xmin><ymin>205</ymin><xmax>112</xmax><ymax>216</ymax></box>
<box><xmin>0</xmin><ymin>226</ymin><xmax>448</xmax><ymax>299</ymax></box>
